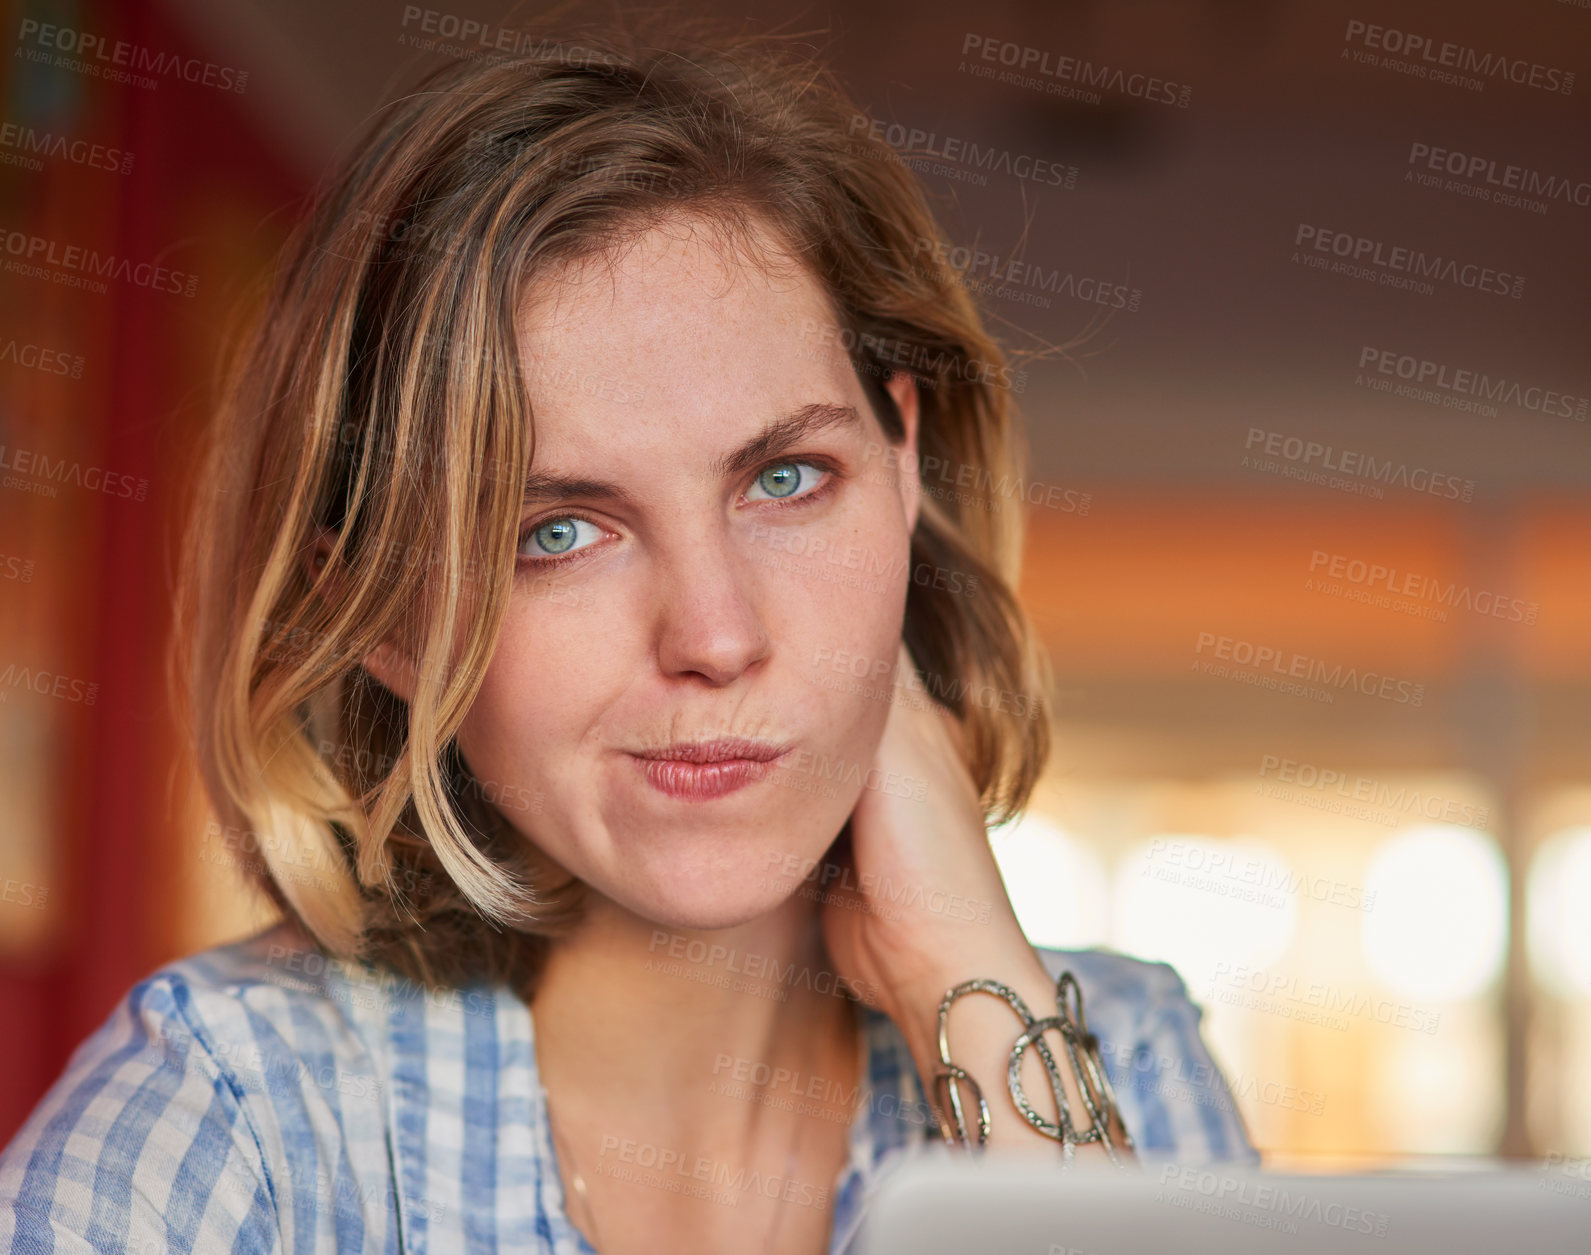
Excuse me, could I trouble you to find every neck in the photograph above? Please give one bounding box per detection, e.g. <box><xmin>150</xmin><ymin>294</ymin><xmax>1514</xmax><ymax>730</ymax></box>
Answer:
<box><xmin>527</xmin><ymin>887</ymin><xmax>863</xmax><ymax>1156</ymax></box>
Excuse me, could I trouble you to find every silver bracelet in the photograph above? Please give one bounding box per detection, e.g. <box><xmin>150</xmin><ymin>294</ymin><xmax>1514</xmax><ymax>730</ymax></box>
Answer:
<box><xmin>930</xmin><ymin>970</ymin><xmax>1136</xmax><ymax>1166</ymax></box>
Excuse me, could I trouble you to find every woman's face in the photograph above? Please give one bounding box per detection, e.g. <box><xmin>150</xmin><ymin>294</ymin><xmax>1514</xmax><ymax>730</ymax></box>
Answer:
<box><xmin>449</xmin><ymin>213</ymin><xmax>921</xmax><ymax>931</ymax></box>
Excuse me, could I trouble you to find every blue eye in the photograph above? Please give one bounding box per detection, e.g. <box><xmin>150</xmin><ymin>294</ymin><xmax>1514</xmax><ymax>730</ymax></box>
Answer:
<box><xmin>518</xmin><ymin>516</ymin><xmax>601</xmax><ymax>562</ymax></box>
<box><xmin>747</xmin><ymin>461</ymin><xmax>825</xmax><ymax>502</ymax></box>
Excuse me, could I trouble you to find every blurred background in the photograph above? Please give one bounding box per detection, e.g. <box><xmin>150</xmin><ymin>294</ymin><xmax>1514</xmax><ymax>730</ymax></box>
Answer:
<box><xmin>1</xmin><ymin>0</ymin><xmax>1587</xmax><ymax>1169</ymax></box>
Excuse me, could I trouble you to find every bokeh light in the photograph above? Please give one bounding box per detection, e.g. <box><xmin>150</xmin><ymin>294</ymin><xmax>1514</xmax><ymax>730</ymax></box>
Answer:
<box><xmin>1527</xmin><ymin>827</ymin><xmax>1591</xmax><ymax>999</ymax></box>
<box><xmin>1361</xmin><ymin>826</ymin><xmax>1508</xmax><ymax>1003</ymax></box>
<box><xmin>1111</xmin><ymin>834</ymin><xmax>1298</xmax><ymax>991</ymax></box>
<box><xmin>990</xmin><ymin>811</ymin><xmax>1109</xmax><ymax>948</ymax></box>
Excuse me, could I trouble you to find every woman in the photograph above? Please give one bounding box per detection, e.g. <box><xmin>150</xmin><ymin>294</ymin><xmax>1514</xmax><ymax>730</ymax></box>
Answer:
<box><xmin>0</xmin><ymin>15</ymin><xmax>1257</xmax><ymax>1254</ymax></box>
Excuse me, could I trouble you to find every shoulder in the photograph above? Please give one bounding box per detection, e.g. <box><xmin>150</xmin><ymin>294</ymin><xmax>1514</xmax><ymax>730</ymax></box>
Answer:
<box><xmin>120</xmin><ymin>918</ymin><xmax>396</xmax><ymax>1065</ymax></box>
<box><xmin>1031</xmin><ymin>943</ymin><xmax>1191</xmax><ymax>1009</ymax></box>
<box><xmin>0</xmin><ymin>921</ymin><xmax>402</xmax><ymax>1253</ymax></box>
<box><xmin>1029</xmin><ymin>944</ymin><xmax>1261</xmax><ymax>1168</ymax></box>
<box><xmin>1028</xmin><ymin>944</ymin><xmax>1199</xmax><ymax>1087</ymax></box>
<box><xmin>70</xmin><ymin>919</ymin><xmax>397</xmax><ymax>1115</ymax></box>
<box><xmin>1029</xmin><ymin>943</ymin><xmax>1195</xmax><ymax>1054</ymax></box>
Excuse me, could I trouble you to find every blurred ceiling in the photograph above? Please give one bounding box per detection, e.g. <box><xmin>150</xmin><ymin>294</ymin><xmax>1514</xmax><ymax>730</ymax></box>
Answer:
<box><xmin>156</xmin><ymin>0</ymin><xmax>1590</xmax><ymax>493</ymax></box>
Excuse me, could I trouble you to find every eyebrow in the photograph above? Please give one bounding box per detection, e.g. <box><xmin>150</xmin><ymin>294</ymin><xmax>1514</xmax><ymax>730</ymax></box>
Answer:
<box><xmin>520</xmin><ymin>401</ymin><xmax>862</xmax><ymax>505</ymax></box>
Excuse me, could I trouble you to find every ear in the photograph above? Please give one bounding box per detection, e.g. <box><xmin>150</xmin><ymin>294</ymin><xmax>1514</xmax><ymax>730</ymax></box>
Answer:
<box><xmin>303</xmin><ymin>527</ymin><xmax>418</xmax><ymax>704</ymax></box>
<box><xmin>883</xmin><ymin>370</ymin><xmax>922</xmax><ymax>537</ymax></box>
<box><xmin>360</xmin><ymin>641</ymin><xmax>419</xmax><ymax>706</ymax></box>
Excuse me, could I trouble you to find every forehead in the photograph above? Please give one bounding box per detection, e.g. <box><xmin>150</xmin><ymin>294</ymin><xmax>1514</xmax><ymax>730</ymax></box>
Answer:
<box><xmin>513</xmin><ymin>214</ymin><xmax>854</xmax><ymax>447</ymax></box>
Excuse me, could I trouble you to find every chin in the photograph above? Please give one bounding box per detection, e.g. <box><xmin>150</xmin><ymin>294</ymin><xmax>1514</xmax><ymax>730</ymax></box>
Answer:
<box><xmin>608</xmin><ymin>825</ymin><xmax>844</xmax><ymax>932</ymax></box>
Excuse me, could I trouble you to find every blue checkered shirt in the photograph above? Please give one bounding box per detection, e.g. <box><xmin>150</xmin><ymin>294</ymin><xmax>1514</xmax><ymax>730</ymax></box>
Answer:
<box><xmin>0</xmin><ymin>922</ymin><xmax>1258</xmax><ymax>1252</ymax></box>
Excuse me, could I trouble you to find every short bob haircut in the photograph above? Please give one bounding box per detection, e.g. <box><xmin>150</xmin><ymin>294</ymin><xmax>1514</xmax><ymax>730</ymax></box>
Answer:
<box><xmin>172</xmin><ymin>12</ymin><xmax>1058</xmax><ymax>993</ymax></box>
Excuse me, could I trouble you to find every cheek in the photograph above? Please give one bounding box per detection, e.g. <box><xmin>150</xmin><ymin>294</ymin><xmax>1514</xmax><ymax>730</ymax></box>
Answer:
<box><xmin>453</xmin><ymin>593</ymin><xmax>627</xmax><ymax>796</ymax></box>
<box><xmin>771</xmin><ymin>503</ymin><xmax>912</xmax><ymax>732</ymax></box>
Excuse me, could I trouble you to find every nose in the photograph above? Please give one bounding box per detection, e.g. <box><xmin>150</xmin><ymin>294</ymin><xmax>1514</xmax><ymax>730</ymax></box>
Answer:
<box><xmin>653</xmin><ymin>526</ymin><xmax>771</xmax><ymax>685</ymax></box>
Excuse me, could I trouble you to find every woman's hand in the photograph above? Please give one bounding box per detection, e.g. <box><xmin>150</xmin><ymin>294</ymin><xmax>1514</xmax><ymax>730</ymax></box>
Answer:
<box><xmin>817</xmin><ymin>640</ymin><xmax>1121</xmax><ymax>1154</ymax></box>
<box><xmin>818</xmin><ymin>641</ymin><xmax>1051</xmax><ymax>1043</ymax></box>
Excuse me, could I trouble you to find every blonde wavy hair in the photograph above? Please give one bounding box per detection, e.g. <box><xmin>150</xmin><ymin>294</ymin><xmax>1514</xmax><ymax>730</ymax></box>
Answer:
<box><xmin>172</xmin><ymin>11</ymin><xmax>1057</xmax><ymax>991</ymax></box>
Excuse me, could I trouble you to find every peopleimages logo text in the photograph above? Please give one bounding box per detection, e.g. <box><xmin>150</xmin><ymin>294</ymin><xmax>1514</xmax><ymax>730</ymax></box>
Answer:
<box><xmin>961</xmin><ymin>34</ymin><xmax>1192</xmax><ymax>106</ymax></box>
<box><xmin>0</xmin><ymin>121</ymin><xmax>133</xmax><ymax>174</ymax></box>
<box><xmin>1295</xmin><ymin>225</ymin><xmax>1523</xmax><ymax>298</ymax></box>
<box><xmin>1358</xmin><ymin>346</ymin><xmax>1588</xmax><ymax>420</ymax></box>
<box><xmin>16</xmin><ymin>20</ymin><xmax>248</xmax><ymax>92</ymax></box>
<box><xmin>1308</xmin><ymin>550</ymin><xmax>1539</xmax><ymax>624</ymax></box>
<box><xmin>1244</xmin><ymin>428</ymin><xmax>1474</xmax><ymax>501</ymax></box>
<box><xmin>1406</xmin><ymin>142</ymin><xmax>1591</xmax><ymax>210</ymax></box>
<box><xmin>1156</xmin><ymin>1162</ymin><xmax>1392</xmax><ymax>1235</ymax></box>
<box><xmin>847</xmin><ymin>114</ymin><xmax>1077</xmax><ymax>188</ymax></box>
<box><xmin>0</xmin><ymin>227</ymin><xmax>198</xmax><ymax>297</ymax></box>
<box><xmin>1195</xmin><ymin>631</ymin><xmax>1425</xmax><ymax>706</ymax></box>
<box><xmin>1343</xmin><ymin>19</ymin><xmax>1575</xmax><ymax>95</ymax></box>
<box><xmin>911</xmin><ymin>236</ymin><xmax>1142</xmax><ymax>310</ymax></box>
<box><xmin>1209</xmin><ymin>963</ymin><xmax>1441</xmax><ymax>1035</ymax></box>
